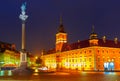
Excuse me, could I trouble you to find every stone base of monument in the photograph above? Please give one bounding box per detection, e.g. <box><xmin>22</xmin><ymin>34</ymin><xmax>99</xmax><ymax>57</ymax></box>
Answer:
<box><xmin>12</xmin><ymin>62</ymin><xmax>34</xmax><ymax>76</ymax></box>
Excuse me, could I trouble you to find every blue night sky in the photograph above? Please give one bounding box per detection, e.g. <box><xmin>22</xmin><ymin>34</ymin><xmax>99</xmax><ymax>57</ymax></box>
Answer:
<box><xmin>0</xmin><ymin>0</ymin><xmax>120</xmax><ymax>54</ymax></box>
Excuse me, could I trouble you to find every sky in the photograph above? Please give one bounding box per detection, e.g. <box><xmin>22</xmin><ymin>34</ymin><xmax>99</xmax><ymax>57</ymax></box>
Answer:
<box><xmin>0</xmin><ymin>0</ymin><xmax>120</xmax><ymax>55</ymax></box>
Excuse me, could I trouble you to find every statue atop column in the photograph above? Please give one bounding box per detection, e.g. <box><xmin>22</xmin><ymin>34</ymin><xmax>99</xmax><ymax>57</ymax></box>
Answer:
<box><xmin>19</xmin><ymin>2</ymin><xmax>28</xmax><ymax>22</ymax></box>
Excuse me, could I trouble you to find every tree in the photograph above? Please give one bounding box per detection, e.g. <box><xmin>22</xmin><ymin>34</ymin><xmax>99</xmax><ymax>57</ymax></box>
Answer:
<box><xmin>35</xmin><ymin>57</ymin><xmax>42</xmax><ymax>66</ymax></box>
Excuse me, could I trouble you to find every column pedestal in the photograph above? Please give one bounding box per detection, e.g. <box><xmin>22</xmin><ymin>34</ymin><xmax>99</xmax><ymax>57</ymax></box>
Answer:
<box><xmin>20</xmin><ymin>51</ymin><xmax>27</xmax><ymax>68</ymax></box>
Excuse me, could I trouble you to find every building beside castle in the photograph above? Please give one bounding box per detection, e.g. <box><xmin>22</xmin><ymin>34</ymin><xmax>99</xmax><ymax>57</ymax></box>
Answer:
<box><xmin>0</xmin><ymin>42</ymin><xmax>19</xmax><ymax>67</ymax></box>
<box><xmin>0</xmin><ymin>41</ymin><xmax>35</xmax><ymax>69</ymax></box>
<box><xmin>42</xmin><ymin>19</ymin><xmax>120</xmax><ymax>71</ymax></box>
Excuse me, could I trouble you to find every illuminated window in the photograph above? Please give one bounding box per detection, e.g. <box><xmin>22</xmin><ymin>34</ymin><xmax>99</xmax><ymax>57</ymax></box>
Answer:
<box><xmin>98</xmin><ymin>65</ymin><xmax>100</xmax><ymax>67</ymax></box>
<box><xmin>107</xmin><ymin>51</ymin><xmax>108</xmax><ymax>53</ymax></box>
<box><xmin>89</xmin><ymin>50</ymin><xmax>91</xmax><ymax>53</ymax></box>
<box><xmin>84</xmin><ymin>58</ymin><xmax>86</xmax><ymax>62</ymax></box>
<box><xmin>102</xmin><ymin>50</ymin><xmax>104</xmax><ymax>53</ymax></box>
<box><xmin>69</xmin><ymin>59</ymin><xmax>71</xmax><ymax>62</ymax></box>
<box><xmin>113</xmin><ymin>51</ymin><xmax>115</xmax><ymax>53</ymax></box>
<box><xmin>98</xmin><ymin>58</ymin><xmax>100</xmax><ymax>62</ymax></box>
<box><xmin>89</xmin><ymin>58</ymin><xmax>91</xmax><ymax>62</ymax></box>
<box><xmin>75</xmin><ymin>59</ymin><xmax>77</xmax><ymax>62</ymax></box>
<box><xmin>107</xmin><ymin>58</ymin><xmax>110</xmax><ymax>62</ymax></box>
<box><xmin>66</xmin><ymin>59</ymin><xmax>68</xmax><ymax>62</ymax></box>
<box><xmin>98</xmin><ymin>50</ymin><xmax>99</xmax><ymax>53</ymax></box>
<box><xmin>89</xmin><ymin>65</ymin><xmax>92</xmax><ymax>67</ymax></box>
<box><xmin>103</xmin><ymin>58</ymin><xmax>105</xmax><ymax>61</ymax></box>
<box><xmin>80</xmin><ymin>59</ymin><xmax>82</xmax><ymax>62</ymax></box>
<box><xmin>72</xmin><ymin>59</ymin><xmax>74</xmax><ymax>62</ymax></box>
<box><xmin>113</xmin><ymin>58</ymin><xmax>115</xmax><ymax>61</ymax></box>
<box><xmin>112</xmin><ymin>59</ymin><xmax>114</xmax><ymax>62</ymax></box>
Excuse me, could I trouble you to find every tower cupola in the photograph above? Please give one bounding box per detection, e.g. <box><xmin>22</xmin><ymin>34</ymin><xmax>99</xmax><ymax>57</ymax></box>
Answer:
<box><xmin>89</xmin><ymin>25</ymin><xmax>98</xmax><ymax>46</ymax></box>
<box><xmin>89</xmin><ymin>25</ymin><xmax>98</xmax><ymax>40</ymax></box>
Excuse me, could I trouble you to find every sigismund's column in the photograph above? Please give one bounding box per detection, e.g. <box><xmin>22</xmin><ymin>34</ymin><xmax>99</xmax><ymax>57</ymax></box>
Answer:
<box><xmin>19</xmin><ymin>2</ymin><xmax>28</xmax><ymax>68</ymax></box>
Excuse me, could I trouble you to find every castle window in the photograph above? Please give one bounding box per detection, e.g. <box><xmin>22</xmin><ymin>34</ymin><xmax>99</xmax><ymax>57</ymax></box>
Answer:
<box><xmin>89</xmin><ymin>50</ymin><xmax>91</xmax><ymax>53</ymax></box>
<box><xmin>112</xmin><ymin>58</ymin><xmax>114</xmax><ymax>62</ymax></box>
<box><xmin>113</xmin><ymin>58</ymin><xmax>115</xmax><ymax>61</ymax></box>
<box><xmin>107</xmin><ymin>51</ymin><xmax>108</xmax><ymax>53</ymax></box>
<box><xmin>89</xmin><ymin>58</ymin><xmax>91</xmax><ymax>62</ymax></box>
<box><xmin>69</xmin><ymin>59</ymin><xmax>71</xmax><ymax>62</ymax></box>
<box><xmin>98</xmin><ymin>58</ymin><xmax>100</xmax><ymax>62</ymax></box>
<box><xmin>80</xmin><ymin>59</ymin><xmax>82</xmax><ymax>62</ymax></box>
<box><xmin>66</xmin><ymin>59</ymin><xmax>68</xmax><ymax>62</ymax></box>
<box><xmin>98</xmin><ymin>50</ymin><xmax>99</xmax><ymax>53</ymax></box>
<box><xmin>113</xmin><ymin>51</ymin><xmax>115</xmax><ymax>54</ymax></box>
<box><xmin>89</xmin><ymin>65</ymin><xmax>92</xmax><ymax>67</ymax></box>
<box><xmin>84</xmin><ymin>58</ymin><xmax>86</xmax><ymax>62</ymax></box>
<box><xmin>102</xmin><ymin>50</ymin><xmax>104</xmax><ymax>53</ymax></box>
<box><xmin>98</xmin><ymin>65</ymin><xmax>100</xmax><ymax>67</ymax></box>
<box><xmin>103</xmin><ymin>58</ymin><xmax>105</xmax><ymax>61</ymax></box>
<box><xmin>76</xmin><ymin>59</ymin><xmax>77</xmax><ymax>62</ymax></box>
<box><xmin>107</xmin><ymin>58</ymin><xmax>110</xmax><ymax>62</ymax></box>
<box><xmin>72</xmin><ymin>59</ymin><xmax>74</xmax><ymax>62</ymax></box>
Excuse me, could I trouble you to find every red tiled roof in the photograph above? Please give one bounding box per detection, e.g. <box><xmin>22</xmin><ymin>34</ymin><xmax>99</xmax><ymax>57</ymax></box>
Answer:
<box><xmin>98</xmin><ymin>39</ymin><xmax>120</xmax><ymax>48</ymax></box>
<box><xmin>46</xmin><ymin>39</ymin><xmax>120</xmax><ymax>54</ymax></box>
<box><xmin>46</xmin><ymin>48</ymin><xmax>56</xmax><ymax>54</ymax></box>
<box><xmin>61</xmin><ymin>39</ymin><xmax>90</xmax><ymax>51</ymax></box>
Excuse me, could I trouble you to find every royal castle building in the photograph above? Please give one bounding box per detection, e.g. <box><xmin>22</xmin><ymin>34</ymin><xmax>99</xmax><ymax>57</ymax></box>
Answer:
<box><xmin>42</xmin><ymin>19</ymin><xmax>120</xmax><ymax>71</ymax></box>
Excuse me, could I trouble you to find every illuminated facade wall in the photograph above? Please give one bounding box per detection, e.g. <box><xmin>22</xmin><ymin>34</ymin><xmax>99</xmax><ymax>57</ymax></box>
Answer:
<box><xmin>43</xmin><ymin>54</ymin><xmax>56</xmax><ymax>69</ymax></box>
<box><xmin>43</xmin><ymin>47</ymin><xmax>95</xmax><ymax>70</ymax></box>
<box><xmin>2</xmin><ymin>50</ymin><xmax>20</xmax><ymax>67</ymax></box>
<box><xmin>43</xmin><ymin>46</ymin><xmax>120</xmax><ymax>71</ymax></box>
<box><xmin>95</xmin><ymin>47</ymin><xmax>120</xmax><ymax>70</ymax></box>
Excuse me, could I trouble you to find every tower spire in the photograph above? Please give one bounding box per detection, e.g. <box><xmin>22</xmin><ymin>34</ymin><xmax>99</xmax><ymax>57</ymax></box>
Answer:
<box><xmin>60</xmin><ymin>14</ymin><xmax>63</xmax><ymax>25</ymax></box>
<box><xmin>57</xmin><ymin>15</ymin><xmax>65</xmax><ymax>33</ymax></box>
<box><xmin>92</xmin><ymin>25</ymin><xmax>95</xmax><ymax>33</ymax></box>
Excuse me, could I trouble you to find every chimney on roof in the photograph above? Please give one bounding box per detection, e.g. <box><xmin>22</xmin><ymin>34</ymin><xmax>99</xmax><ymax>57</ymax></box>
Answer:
<box><xmin>41</xmin><ymin>49</ymin><xmax>46</xmax><ymax>55</ymax></box>
<box><xmin>78</xmin><ymin>40</ymin><xmax>80</xmax><ymax>48</ymax></box>
<box><xmin>78</xmin><ymin>40</ymin><xmax>80</xmax><ymax>43</ymax></box>
<box><xmin>102</xmin><ymin>36</ymin><xmax>106</xmax><ymax>43</ymax></box>
<box><xmin>114</xmin><ymin>37</ymin><xmax>118</xmax><ymax>44</ymax></box>
<box><xmin>11</xmin><ymin>44</ymin><xmax>16</xmax><ymax>50</ymax></box>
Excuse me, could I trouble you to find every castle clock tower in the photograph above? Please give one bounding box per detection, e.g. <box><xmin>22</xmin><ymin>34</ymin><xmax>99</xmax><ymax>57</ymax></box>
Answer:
<box><xmin>56</xmin><ymin>17</ymin><xmax>67</xmax><ymax>52</ymax></box>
